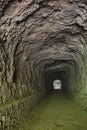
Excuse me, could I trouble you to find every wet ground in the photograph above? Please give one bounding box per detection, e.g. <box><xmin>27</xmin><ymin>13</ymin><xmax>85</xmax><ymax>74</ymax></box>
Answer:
<box><xmin>16</xmin><ymin>92</ymin><xmax>87</xmax><ymax>130</ymax></box>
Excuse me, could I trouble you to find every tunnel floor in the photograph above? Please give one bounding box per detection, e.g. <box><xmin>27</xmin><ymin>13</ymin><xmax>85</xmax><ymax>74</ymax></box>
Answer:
<box><xmin>15</xmin><ymin>92</ymin><xmax>87</xmax><ymax>130</ymax></box>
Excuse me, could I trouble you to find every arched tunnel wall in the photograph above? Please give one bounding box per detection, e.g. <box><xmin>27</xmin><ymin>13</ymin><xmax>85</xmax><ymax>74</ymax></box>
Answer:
<box><xmin>0</xmin><ymin>0</ymin><xmax>87</xmax><ymax>129</ymax></box>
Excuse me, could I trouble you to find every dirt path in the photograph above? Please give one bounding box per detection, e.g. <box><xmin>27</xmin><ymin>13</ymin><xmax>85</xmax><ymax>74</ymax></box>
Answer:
<box><xmin>17</xmin><ymin>92</ymin><xmax>87</xmax><ymax>130</ymax></box>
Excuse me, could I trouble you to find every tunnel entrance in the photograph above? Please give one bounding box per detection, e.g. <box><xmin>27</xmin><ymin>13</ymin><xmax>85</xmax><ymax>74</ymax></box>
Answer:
<box><xmin>53</xmin><ymin>79</ymin><xmax>62</xmax><ymax>90</ymax></box>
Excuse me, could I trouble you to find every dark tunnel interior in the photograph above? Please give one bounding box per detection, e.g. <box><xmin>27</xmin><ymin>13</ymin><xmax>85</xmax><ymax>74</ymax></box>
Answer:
<box><xmin>0</xmin><ymin>0</ymin><xmax>87</xmax><ymax>129</ymax></box>
<box><xmin>45</xmin><ymin>71</ymin><xmax>68</xmax><ymax>93</ymax></box>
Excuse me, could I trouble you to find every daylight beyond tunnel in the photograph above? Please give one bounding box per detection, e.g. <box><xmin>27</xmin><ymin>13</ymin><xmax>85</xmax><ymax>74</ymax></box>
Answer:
<box><xmin>45</xmin><ymin>71</ymin><xmax>68</xmax><ymax>92</ymax></box>
<box><xmin>0</xmin><ymin>0</ymin><xmax>87</xmax><ymax>129</ymax></box>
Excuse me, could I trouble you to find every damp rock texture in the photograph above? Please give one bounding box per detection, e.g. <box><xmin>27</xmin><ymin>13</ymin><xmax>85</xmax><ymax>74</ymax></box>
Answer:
<box><xmin>0</xmin><ymin>0</ymin><xmax>87</xmax><ymax>129</ymax></box>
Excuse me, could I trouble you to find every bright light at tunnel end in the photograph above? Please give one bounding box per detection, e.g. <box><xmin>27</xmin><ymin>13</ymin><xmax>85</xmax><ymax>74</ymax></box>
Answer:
<box><xmin>53</xmin><ymin>80</ymin><xmax>62</xmax><ymax>90</ymax></box>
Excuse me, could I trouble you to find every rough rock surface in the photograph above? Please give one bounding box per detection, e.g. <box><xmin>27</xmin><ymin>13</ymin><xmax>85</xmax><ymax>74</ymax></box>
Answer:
<box><xmin>0</xmin><ymin>0</ymin><xmax>87</xmax><ymax>129</ymax></box>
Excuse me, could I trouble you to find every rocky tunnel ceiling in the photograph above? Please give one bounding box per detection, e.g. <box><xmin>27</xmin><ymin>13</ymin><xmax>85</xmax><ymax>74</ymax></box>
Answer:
<box><xmin>0</xmin><ymin>0</ymin><xmax>87</xmax><ymax>103</ymax></box>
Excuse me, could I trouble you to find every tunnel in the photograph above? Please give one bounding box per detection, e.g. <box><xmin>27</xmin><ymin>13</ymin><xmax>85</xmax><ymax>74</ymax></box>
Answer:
<box><xmin>0</xmin><ymin>0</ymin><xmax>87</xmax><ymax>129</ymax></box>
<box><xmin>45</xmin><ymin>71</ymin><xmax>68</xmax><ymax>92</ymax></box>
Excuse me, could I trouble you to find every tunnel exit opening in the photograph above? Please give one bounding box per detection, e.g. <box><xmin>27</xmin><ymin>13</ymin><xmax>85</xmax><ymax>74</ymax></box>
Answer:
<box><xmin>53</xmin><ymin>79</ymin><xmax>62</xmax><ymax>90</ymax></box>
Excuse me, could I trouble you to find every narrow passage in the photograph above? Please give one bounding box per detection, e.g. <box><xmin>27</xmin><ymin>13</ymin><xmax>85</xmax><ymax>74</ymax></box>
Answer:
<box><xmin>16</xmin><ymin>92</ymin><xmax>87</xmax><ymax>130</ymax></box>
